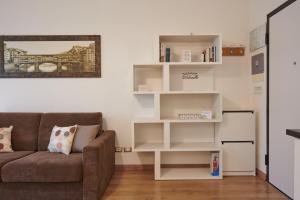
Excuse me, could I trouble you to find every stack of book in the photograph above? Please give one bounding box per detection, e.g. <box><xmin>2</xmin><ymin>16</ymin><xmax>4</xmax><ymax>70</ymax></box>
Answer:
<box><xmin>201</xmin><ymin>46</ymin><xmax>217</xmax><ymax>62</ymax></box>
<box><xmin>160</xmin><ymin>43</ymin><xmax>171</xmax><ymax>62</ymax></box>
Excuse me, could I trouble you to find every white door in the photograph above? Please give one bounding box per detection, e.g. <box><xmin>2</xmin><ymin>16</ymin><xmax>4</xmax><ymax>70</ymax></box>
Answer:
<box><xmin>269</xmin><ymin>1</ymin><xmax>300</xmax><ymax>198</ymax></box>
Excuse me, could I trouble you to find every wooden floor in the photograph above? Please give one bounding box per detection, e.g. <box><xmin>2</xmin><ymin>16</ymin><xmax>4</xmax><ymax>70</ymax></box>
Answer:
<box><xmin>103</xmin><ymin>171</ymin><xmax>288</xmax><ymax>200</ymax></box>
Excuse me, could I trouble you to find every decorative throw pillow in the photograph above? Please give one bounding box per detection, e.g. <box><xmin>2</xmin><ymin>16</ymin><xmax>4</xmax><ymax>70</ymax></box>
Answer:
<box><xmin>48</xmin><ymin>125</ymin><xmax>77</xmax><ymax>155</ymax></box>
<box><xmin>72</xmin><ymin>125</ymin><xmax>100</xmax><ymax>153</ymax></box>
<box><xmin>0</xmin><ymin>126</ymin><xmax>14</xmax><ymax>152</ymax></box>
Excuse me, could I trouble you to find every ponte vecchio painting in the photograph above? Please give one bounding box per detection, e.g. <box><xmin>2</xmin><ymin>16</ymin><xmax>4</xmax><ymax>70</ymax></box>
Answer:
<box><xmin>0</xmin><ymin>35</ymin><xmax>101</xmax><ymax>78</ymax></box>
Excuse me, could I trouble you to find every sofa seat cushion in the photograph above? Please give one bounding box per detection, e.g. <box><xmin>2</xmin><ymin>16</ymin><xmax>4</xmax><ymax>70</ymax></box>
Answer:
<box><xmin>1</xmin><ymin>151</ymin><xmax>82</xmax><ymax>183</ymax></box>
<box><xmin>0</xmin><ymin>151</ymin><xmax>33</xmax><ymax>181</ymax></box>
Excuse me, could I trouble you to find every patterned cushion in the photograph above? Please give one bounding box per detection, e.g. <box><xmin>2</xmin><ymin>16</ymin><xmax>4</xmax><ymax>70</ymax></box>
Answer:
<box><xmin>0</xmin><ymin>126</ymin><xmax>14</xmax><ymax>152</ymax></box>
<box><xmin>48</xmin><ymin>125</ymin><xmax>77</xmax><ymax>155</ymax></box>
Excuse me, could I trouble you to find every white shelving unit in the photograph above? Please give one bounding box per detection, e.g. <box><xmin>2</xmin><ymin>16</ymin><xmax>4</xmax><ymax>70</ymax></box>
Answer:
<box><xmin>132</xmin><ymin>34</ymin><xmax>223</xmax><ymax>180</ymax></box>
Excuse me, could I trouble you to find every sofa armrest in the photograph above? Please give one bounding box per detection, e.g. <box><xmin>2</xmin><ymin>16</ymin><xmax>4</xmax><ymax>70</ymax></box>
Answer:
<box><xmin>83</xmin><ymin>130</ymin><xmax>115</xmax><ymax>200</ymax></box>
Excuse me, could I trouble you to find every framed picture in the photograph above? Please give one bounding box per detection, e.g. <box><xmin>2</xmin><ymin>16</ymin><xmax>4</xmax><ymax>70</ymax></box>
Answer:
<box><xmin>0</xmin><ymin>35</ymin><xmax>101</xmax><ymax>78</ymax></box>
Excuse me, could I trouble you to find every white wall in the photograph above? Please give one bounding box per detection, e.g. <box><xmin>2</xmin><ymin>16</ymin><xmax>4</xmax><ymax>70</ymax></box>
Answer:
<box><xmin>248</xmin><ymin>0</ymin><xmax>286</xmax><ymax>173</ymax></box>
<box><xmin>0</xmin><ymin>0</ymin><xmax>253</xmax><ymax>164</ymax></box>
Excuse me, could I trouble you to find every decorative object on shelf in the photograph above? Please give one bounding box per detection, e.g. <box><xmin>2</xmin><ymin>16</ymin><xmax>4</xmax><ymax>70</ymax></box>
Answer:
<box><xmin>177</xmin><ymin>111</ymin><xmax>212</xmax><ymax>120</ymax></box>
<box><xmin>0</xmin><ymin>35</ymin><xmax>101</xmax><ymax>78</ymax></box>
<box><xmin>138</xmin><ymin>84</ymin><xmax>150</xmax><ymax>92</ymax></box>
<box><xmin>181</xmin><ymin>72</ymin><xmax>199</xmax><ymax>79</ymax></box>
<box><xmin>177</xmin><ymin>113</ymin><xmax>197</xmax><ymax>120</ymax></box>
<box><xmin>222</xmin><ymin>47</ymin><xmax>245</xmax><ymax>56</ymax></box>
<box><xmin>250</xmin><ymin>23</ymin><xmax>266</xmax><ymax>52</ymax></box>
<box><xmin>200</xmin><ymin>111</ymin><xmax>212</xmax><ymax>120</ymax></box>
<box><xmin>182</xmin><ymin>50</ymin><xmax>192</xmax><ymax>62</ymax></box>
<box><xmin>210</xmin><ymin>153</ymin><xmax>220</xmax><ymax>176</ymax></box>
<box><xmin>200</xmin><ymin>53</ymin><xmax>205</xmax><ymax>62</ymax></box>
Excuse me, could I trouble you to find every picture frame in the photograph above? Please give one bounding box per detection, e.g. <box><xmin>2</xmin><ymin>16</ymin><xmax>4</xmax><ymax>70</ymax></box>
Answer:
<box><xmin>0</xmin><ymin>35</ymin><xmax>101</xmax><ymax>78</ymax></box>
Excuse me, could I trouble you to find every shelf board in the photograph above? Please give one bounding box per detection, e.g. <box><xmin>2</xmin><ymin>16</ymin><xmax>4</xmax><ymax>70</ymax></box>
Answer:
<box><xmin>133</xmin><ymin>119</ymin><xmax>163</xmax><ymax>123</ymax></box>
<box><xmin>162</xmin><ymin>118</ymin><xmax>222</xmax><ymax>123</ymax></box>
<box><xmin>133</xmin><ymin>118</ymin><xmax>222</xmax><ymax>123</ymax></box>
<box><xmin>134</xmin><ymin>143</ymin><xmax>164</xmax><ymax>152</ymax></box>
<box><xmin>133</xmin><ymin>91</ymin><xmax>220</xmax><ymax>95</ymax></box>
<box><xmin>166</xmin><ymin>62</ymin><xmax>221</xmax><ymax>66</ymax></box>
<box><xmin>159</xmin><ymin>168</ymin><xmax>222</xmax><ymax>180</ymax></box>
<box><xmin>159</xmin><ymin>35</ymin><xmax>219</xmax><ymax>43</ymax></box>
<box><xmin>170</xmin><ymin>142</ymin><xmax>221</xmax><ymax>151</ymax></box>
<box><xmin>133</xmin><ymin>91</ymin><xmax>157</xmax><ymax>95</ymax></box>
<box><xmin>160</xmin><ymin>91</ymin><xmax>220</xmax><ymax>95</ymax></box>
<box><xmin>134</xmin><ymin>64</ymin><xmax>163</xmax><ymax>68</ymax></box>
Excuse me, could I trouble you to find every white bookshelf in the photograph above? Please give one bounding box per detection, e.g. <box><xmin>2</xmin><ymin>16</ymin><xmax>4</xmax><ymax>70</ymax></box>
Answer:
<box><xmin>132</xmin><ymin>34</ymin><xmax>223</xmax><ymax>180</ymax></box>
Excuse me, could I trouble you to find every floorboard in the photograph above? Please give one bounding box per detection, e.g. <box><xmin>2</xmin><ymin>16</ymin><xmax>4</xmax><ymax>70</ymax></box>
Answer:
<box><xmin>103</xmin><ymin>171</ymin><xmax>288</xmax><ymax>200</ymax></box>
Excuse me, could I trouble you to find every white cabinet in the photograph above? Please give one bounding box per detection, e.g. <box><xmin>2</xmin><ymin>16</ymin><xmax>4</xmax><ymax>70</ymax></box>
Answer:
<box><xmin>222</xmin><ymin>142</ymin><xmax>255</xmax><ymax>174</ymax></box>
<box><xmin>216</xmin><ymin>111</ymin><xmax>256</xmax><ymax>176</ymax></box>
<box><xmin>218</xmin><ymin>111</ymin><xmax>255</xmax><ymax>141</ymax></box>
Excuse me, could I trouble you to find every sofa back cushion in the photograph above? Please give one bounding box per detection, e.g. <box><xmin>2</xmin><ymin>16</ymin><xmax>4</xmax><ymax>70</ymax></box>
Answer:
<box><xmin>0</xmin><ymin>113</ymin><xmax>42</xmax><ymax>151</ymax></box>
<box><xmin>38</xmin><ymin>113</ymin><xmax>102</xmax><ymax>151</ymax></box>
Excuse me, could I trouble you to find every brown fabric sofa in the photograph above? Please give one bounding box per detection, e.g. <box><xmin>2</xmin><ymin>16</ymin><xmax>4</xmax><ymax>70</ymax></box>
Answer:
<box><xmin>0</xmin><ymin>112</ymin><xmax>115</xmax><ymax>200</ymax></box>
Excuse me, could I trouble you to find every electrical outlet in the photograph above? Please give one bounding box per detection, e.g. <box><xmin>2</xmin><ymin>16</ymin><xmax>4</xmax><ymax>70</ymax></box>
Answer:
<box><xmin>124</xmin><ymin>147</ymin><xmax>132</xmax><ymax>152</ymax></box>
<box><xmin>115</xmin><ymin>147</ymin><xmax>123</xmax><ymax>152</ymax></box>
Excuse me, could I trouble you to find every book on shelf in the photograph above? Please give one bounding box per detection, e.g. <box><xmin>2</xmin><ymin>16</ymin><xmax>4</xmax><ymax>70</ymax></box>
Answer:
<box><xmin>160</xmin><ymin>43</ymin><xmax>171</xmax><ymax>62</ymax></box>
<box><xmin>160</xmin><ymin>43</ymin><xmax>167</xmax><ymax>62</ymax></box>
<box><xmin>205</xmin><ymin>48</ymin><xmax>209</xmax><ymax>62</ymax></box>
<box><xmin>203</xmin><ymin>46</ymin><xmax>217</xmax><ymax>63</ymax></box>
<box><xmin>166</xmin><ymin>48</ymin><xmax>171</xmax><ymax>62</ymax></box>
<box><xmin>212</xmin><ymin>47</ymin><xmax>215</xmax><ymax>62</ymax></box>
<box><xmin>214</xmin><ymin>46</ymin><xmax>217</xmax><ymax>62</ymax></box>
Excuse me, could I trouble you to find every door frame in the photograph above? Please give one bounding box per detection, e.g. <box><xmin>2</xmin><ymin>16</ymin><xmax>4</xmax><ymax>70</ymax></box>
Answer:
<box><xmin>266</xmin><ymin>0</ymin><xmax>297</xmax><ymax>198</ymax></box>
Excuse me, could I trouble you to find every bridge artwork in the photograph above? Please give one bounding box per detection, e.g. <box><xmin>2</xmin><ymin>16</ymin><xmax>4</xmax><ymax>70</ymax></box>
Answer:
<box><xmin>0</xmin><ymin>35</ymin><xmax>101</xmax><ymax>78</ymax></box>
<box><xmin>13</xmin><ymin>53</ymin><xmax>83</xmax><ymax>72</ymax></box>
